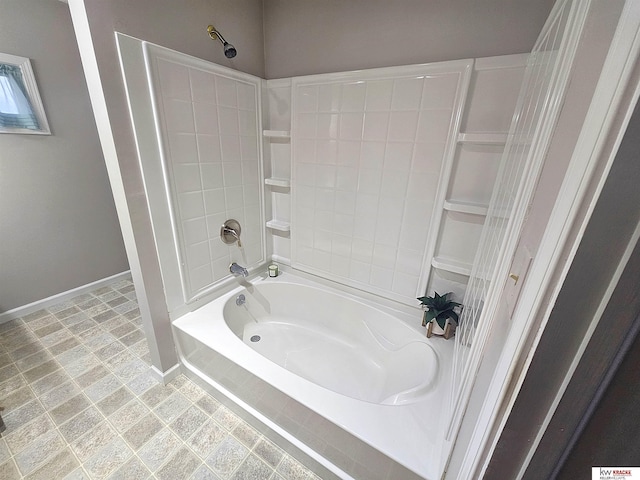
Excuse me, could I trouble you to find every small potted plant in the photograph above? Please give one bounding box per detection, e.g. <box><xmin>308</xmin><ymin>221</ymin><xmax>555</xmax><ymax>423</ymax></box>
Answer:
<box><xmin>417</xmin><ymin>292</ymin><xmax>461</xmax><ymax>339</ymax></box>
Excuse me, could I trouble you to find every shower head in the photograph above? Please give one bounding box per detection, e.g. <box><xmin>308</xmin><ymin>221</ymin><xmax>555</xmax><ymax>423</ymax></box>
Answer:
<box><xmin>207</xmin><ymin>24</ymin><xmax>237</xmax><ymax>59</ymax></box>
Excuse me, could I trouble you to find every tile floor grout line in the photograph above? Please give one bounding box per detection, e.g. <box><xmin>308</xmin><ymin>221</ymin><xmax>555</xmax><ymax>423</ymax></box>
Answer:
<box><xmin>0</xmin><ymin>278</ymin><xmax>322</xmax><ymax>480</ymax></box>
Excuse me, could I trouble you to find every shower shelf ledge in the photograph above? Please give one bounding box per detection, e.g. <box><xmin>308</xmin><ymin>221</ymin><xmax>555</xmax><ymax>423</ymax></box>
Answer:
<box><xmin>443</xmin><ymin>200</ymin><xmax>489</xmax><ymax>216</ymax></box>
<box><xmin>457</xmin><ymin>132</ymin><xmax>508</xmax><ymax>145</ymax></box>
<box><xmin>431</xmin><ymin>256</ymin><xmax>472</xmax><ymax>276</ymax></box>
<box><xmin>266</xmin><ymin>219</ymin><xmax>290</xmax><ymax>232</ymax></box>
<box><xmin>264</xmin><ymin>177</ymin><xmax>290</xmax><ymax>188</ymax></box>
<box><xmin>263</xmin><ymin>129</ymin><xmax>290</xmax><ymax>139</ymax></box>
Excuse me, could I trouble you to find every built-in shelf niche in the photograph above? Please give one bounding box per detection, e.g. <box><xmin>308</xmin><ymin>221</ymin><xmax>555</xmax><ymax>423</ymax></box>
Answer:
<box><xmin>264</xmin><ymin>80</ymin><xmax>293</xmax><ymax>258</ymax></box>
<box><xmin>426</xmin><ymin>53</ymin><xmax>528</xmax><ymax>299</ymax></box>
<box><xmin>266</xmin><ymin>219</ymin><xmax>291</xmax><ymax>232</ymax></box>
<box><xmin>263</xmin><ymin>129</ymin><xmax>290</xmax><ymax>139</ymax></box>
<box><xmin>265</xmin><ymin>178</ymin><xmax>290</xmax><ymax>188</ymax></box>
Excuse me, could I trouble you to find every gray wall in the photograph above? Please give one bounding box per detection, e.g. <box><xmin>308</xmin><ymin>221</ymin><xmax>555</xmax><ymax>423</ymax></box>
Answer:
<box><xmin>0</xmin><ymin>0</ymin><xmax>128</xmax><ymax>312</ymax></box>
<box><xmin>263</xmin><ymin>0</ymin><xmax>556</xmax><ymax>78</ymax></box>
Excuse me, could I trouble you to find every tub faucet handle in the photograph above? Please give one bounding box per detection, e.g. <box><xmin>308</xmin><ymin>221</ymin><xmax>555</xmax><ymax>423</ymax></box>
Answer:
<box><xmin>230</xmin><ymin>262</ymin><xmax>249</xmax><ymax>277</ymax></box>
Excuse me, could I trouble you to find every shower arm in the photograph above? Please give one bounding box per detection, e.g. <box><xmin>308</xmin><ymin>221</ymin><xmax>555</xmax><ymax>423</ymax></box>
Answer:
<box><xmin>207</xmin><ymin>25</ymin><xmax>227</xmax><ymax>45</ymax></box>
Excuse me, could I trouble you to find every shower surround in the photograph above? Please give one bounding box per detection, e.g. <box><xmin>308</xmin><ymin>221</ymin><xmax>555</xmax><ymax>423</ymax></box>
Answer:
<box><xmin>118</xmin><ymin>35</ymin><xmax>525</xmax><ymax>479</ymax></box>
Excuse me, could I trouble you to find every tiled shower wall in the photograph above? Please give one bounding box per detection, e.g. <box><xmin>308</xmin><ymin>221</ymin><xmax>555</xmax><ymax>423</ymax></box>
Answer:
<box><xmin>149</xmin><ymin>51</ymin><xmax>264</xmax><ymax>304</ymax></box>
<box><xmin>291</xmin><ymin>62</ymin><xmax>470</xmax><ymax>305</ymax></box>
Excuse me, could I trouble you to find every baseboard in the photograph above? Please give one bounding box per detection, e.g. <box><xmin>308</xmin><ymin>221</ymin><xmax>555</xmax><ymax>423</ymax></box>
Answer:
<box><xmin>151</xmin><ymin>363</ymin><xmax>182</xmax><ymax>385</ymax></box>
<box><xmin>0</xmin><ymin>271</ymin><xmax>132</xmax><ymax>324</ymax></box>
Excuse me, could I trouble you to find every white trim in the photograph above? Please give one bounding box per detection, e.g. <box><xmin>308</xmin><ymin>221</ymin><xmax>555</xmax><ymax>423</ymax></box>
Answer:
<box><xmin>0</xmin><ymin>271</ymin><xmax>131</xmax><ymax>324</ymax></box>
<box><xmin>150</xmin><ymin>363</ymin><xmax>182</xmax><ymax>385</ymax></box>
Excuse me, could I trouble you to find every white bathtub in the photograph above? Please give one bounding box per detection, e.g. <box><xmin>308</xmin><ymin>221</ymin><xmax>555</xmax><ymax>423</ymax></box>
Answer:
<box><xmin>173</xmin><ymin>270</ymin><xmax>453</xmax><ymax>480</ymax></box>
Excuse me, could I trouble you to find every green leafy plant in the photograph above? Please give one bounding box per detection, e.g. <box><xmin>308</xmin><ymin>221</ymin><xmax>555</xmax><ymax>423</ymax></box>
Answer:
<box><xmin>417</xmin><ymin>292</ymin><xmax>462</xmax><ymax>329</ymax></box>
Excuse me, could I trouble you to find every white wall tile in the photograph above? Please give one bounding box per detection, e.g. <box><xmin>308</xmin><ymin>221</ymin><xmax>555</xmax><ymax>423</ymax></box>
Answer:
<box><xmin>190</xmin><ymin>69</ymin><xmax>217</xmax><ymax>104</ymax></box>
<box><xmin>313</xmin><ymin>230</ymin><xmax>332</xmax><ymax>252</ymax></box>
<box><xmin>381</xmin><ymin>169</ymin><xmax>410</xmax><ymax>198</ymax></box>
<box><xmin>297</xmin><ymin>139</ymin><xmax>317</xmax><ymax>163</ymax></box>
<box><xmin>190</xmin><ymin>264</ymin><xmax>214</xmax><ymax>292</ymax></box>
<box><xmin>340</xmin><ymin>82</ymin><xmax>366</xmax><ymax>112</ymax></box>
<box><xmin>292</xmin><ymin>65</ymin><xmax>462</xmax><ymax>304</ymax></box>
<box><xmin>216</xmin><ymin>77</ymin><xmax>237</xmax><ymax>107</ymax></box>
<box><xmin>351</xmin><ymin>238</ymin><xmax>374</xmax><ymax>263</ymax></box>
<box><xmin>220</xmin><ymin>135</ymin><xmax>241</xmax><ymax>162</ymax></box>
<box><xmin>339</xmin><ymin>113</ymin><xmax>364</xmax><ymax>140</ymax></box>
<box><xmin>186</xmin><ymin>241</ymin><xmax>211</xmax><ymax>267</ymax></box>
<box><xmin>237</xmin><ymin>83</ymin><xmax>256</xmax><ymax>111</ymax></box>
<box><xmin>173</xmin><ymin>164</ymin><xmax>202</xmax><ymax>193</ymax></box>
<box><xmin>178</xmin><ymin>191</ymin><xmax>205</xmax><ymax>220</ymax></box>
<box><xmin>372</xmin><ymin>243</ymin><xmax>396</xmax><ymax>269</ymax></box>
<box><xmin>313</xmin><ymin>188</ymin><xmax>334</xmax><ymax>212</ymax></box>
<box><xmin>158</xmin><ymin>60</ymin><xmax>191</xmax><ymax>101</ymax></box>
<box><xmin>314</xmin><ymin>210</ymin><xmax>333</xmax><ymax>232</ymax></box>
<box><xmin>317</xmin><ymin>84</ymin><xmax>341</xmax><ymax>112</ymax></box>
<box><xmin>334</xmin><ymin>190</ymin><xmax>356</xmax><ymax>214</ymax></box>
<box><xmin>296</xmin><ymin>163</ymin><xmax>316</xmax><ymax>187</ymax></box>
<box><xmin>297</xmin><ymin>86</ymin><xmax>318</xmax><ymax>113</ymax></box>
<box><xmin>218</xmin><ymin>107</ymin><xmax>240</xmax><ymax>137</ymax></box>
<box><xmin>330</xmin><ymin>255</ymin><xmax>351</xmax><ymax>278</ymax></box>
<box><xmin>163</xmin><ymin>99</ymin><xmax>194</xmax><ymax>133</ymax></box>
<box><xmin>203</xmin><ymin>188</ymin><xmax>226</xmax><ymax>214</ymax></box>
<box><xmin>412</xmin><ymin>142</ymin><xmax>445</xmax><ymax>173</ymax></box>
<box><xmin>297</xmin><ymin>113</ymin><xmax>317</xmax><ymax>138</ymax></box>
<box><xmin>365</xmin><ymin>80</ymin><xmax>393</xmax><ymax>111</ymax></box>
<box><xmin>391</xmin><ymin>271</ymin><xmax>419</xmax><ymax>296</ymax></box>
<box><xmin>349</xmin><ymin>259</ymin><xmax>371</xmax><ymax>283</ymax></box>
<box><xmin>222</xmin><ymin>162</ymin><xmax>243</xmax><ymax>187</ymax></box>
<box><xmin>422</xmin><ymin>75</ymin><xmax>458</xmax><ymax>110</ymax></box>
<box><xmin>363</xmin><ymin>112</ymin><xmax>389</xmax><ymax>141</ymax></box>
<box><xmin>360</xmin><ymin>142</ymin><xmax>386</xmax><ymax>170</ymax></box>
<box><xmin>243</xmin><ymin>184</ymin><xmax>260</xmax><ymax>207</ymax></box>
<box><xmin>200</xmin><ymin>163</ymin><xmax>224</xmax><ymax>190</ymax></box>
<box><xmin>196</xmin><ymin>134</ymin><xmax>222</xmax><ymax>163</ymax></box>
<box><xmin>238</xmin><ymin>110</ymin><xmax>257</xmax><ymax>136</ymax></box>
<box><xmin>224</xmin><ymin>186</ymin><xmax>244</xmax><ymax>211</ymax></box>
<box><xmin>396</xmin><ymin>248</ymin><xmax>423</xmax><ymax>276</ymax></box>
<box><xmin>331</xmin><ymin>234</ymin><xmax>352</xmax><ymax>257</ymax></box>
<box><xmin>336</xmin><ymin>141</ymin><xmax>360</xmax><ymax>167</ymax></box>
<box><xmin>182</xmin><ymin>218</ymin><xmax>208</xmax><ymax>246</ymax></box>
<box><xmin>239</xmin><ymin>136</ymin><xmax>259</xmax><ymax>161</ymax></box>
<box><xmin>169</xmin><ymin>133</ymin><xmax>198</xmax><ymax>163</ymax></box>
<box><xmin>387</xmin><ymin>111</ymin><xmax>419</xmax><ymax>141</ymax></box>
<box><xmin>317</xmin><ymin>113</ymin><xmax>339</xmax><ymax>139</ymax></box>
<box><xmin>315</xmin><ymin>164</ymin><xmax>337</xmax><ymax>189</ymax></box>
<box><xmin>384</xmin><ymin>142</ymin><xmax>413</xmax><ymax>171</ymax></box>
<box><xmin>241</xmin><ymin>161</ymin><xmax>259</xmax><ymax>186</ymax></box>
<box><xmin>415</xmin><ymin>111</ymin><xmax>452</xmax><ymax>143</ymax></box>
<box><xmin>369</xmin><ymin>266</ymin><xmax>393</xmax><ymax>290</ymax></box>
<box><xmin>193</xmin><ymin>103</ymin><xmax>219</xmax><ymax>135</ymax></box>
<box><xmin>333</xmin><ymin>214</ymin><xmax>354</xmax><ymax>238</ymax></box>
<box><xmin>391</xmin><ymin>77</ymin><xmax>424</xmax><ymax>111</ymax></box>
<box><xmin>335</xmin><ymin>166</ymin><xmax>358</xmax><ymax>192</ymax></box>
<box><xmin>357</xmin><ymin>168</ymin><xmax>382</xmax><ymax>195</ymax></box>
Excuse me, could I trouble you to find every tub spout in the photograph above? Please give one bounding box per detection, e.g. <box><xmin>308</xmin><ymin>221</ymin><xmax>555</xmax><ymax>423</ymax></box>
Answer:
<box><xmin>230</xmin><ymin>262</ymin><xmax>248</xmax><ymax>277</ymax></box>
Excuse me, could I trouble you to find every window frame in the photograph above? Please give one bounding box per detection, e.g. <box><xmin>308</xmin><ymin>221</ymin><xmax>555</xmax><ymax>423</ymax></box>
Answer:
<box><xmin>0</xmin><ymin>52</ymin><xmax>50</xmax><ymax>135</ymax></box>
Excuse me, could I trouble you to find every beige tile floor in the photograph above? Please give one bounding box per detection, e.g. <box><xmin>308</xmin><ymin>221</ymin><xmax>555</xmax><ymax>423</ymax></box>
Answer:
<box><xmin>0</xmin><ymin>276</ymin><xmax>322</xmax><ymax>479</ymax></box>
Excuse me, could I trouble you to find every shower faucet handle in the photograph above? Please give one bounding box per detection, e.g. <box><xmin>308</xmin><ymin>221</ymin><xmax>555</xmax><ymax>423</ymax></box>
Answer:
<box><xmin>220</xmin><ymin>219</ymin><xmax>242</xmax><ymax>247</ymax></box>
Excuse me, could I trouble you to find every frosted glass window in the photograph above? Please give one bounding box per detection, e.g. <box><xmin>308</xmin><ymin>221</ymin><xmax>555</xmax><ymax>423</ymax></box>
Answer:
<box><xmin>0</xmin><ymin>53</ymin><xmax>50</xmax><ymax>134</ymax></box>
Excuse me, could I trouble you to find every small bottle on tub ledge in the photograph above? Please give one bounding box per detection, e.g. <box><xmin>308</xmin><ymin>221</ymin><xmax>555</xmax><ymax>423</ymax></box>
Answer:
<box><xmin>268</xmin><ymin>263</ymin><xmax>279</xmax><ymax>277</ymax></box>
